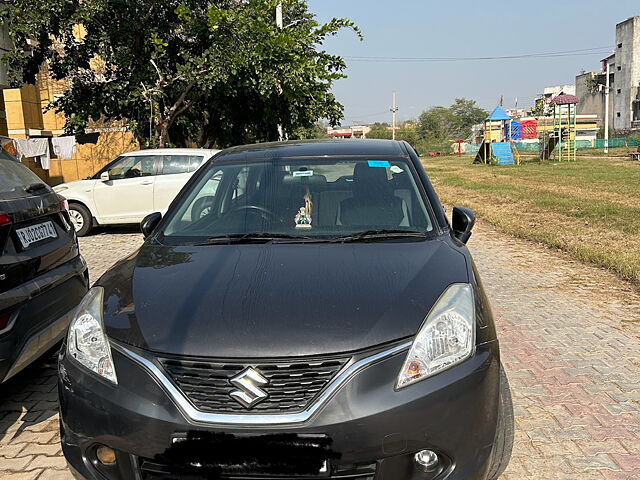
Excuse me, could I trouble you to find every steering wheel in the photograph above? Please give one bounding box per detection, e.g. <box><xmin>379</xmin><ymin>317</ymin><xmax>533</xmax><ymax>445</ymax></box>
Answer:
<box><xmin>125</xmin><ymin>168</ymin><xmax>141</xmax><ymax>178</ymax></box>
<box><xmin>227</xmin><ymin>205</ymin><xmax>275</xmax><ymax>221</ymax></box>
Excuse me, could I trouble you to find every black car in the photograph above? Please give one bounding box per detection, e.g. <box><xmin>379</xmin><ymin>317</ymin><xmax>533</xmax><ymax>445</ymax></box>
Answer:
<box><xmin>0</xmin><ymin>150</ymin><xmax>88</xmax><ymax>383</ymax></box>
<box><xmin>58</xmin><ymin>140</ymin><xmax>513</xmax><ymax>480</ymax></box>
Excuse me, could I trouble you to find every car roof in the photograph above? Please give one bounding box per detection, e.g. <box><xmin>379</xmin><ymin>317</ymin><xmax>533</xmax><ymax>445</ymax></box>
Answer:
<box><xmin>215</xmin><ymin>139</ymin><xmax>409</xmax><ymax>161</ymax></box>
<box><xmin>123</xmin><ymin>148</ymin><xmax>220</xmax><ymax>157</ymax></box>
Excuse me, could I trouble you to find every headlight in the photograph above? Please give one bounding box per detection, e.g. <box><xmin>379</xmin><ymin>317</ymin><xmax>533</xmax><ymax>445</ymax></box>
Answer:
<box><xmin>396</xmin><ymin>283</ymin><xmax>475</xmax><ymax>389</ymax></box>
<box><xmin>67</xmin><ymin>287</ymin><xmax>118</xmax><ymax>384</ymax></box>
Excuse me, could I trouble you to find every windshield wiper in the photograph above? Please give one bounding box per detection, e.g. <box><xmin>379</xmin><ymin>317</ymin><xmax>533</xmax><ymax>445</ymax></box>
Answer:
<box><xmin>193</xmin><ymin>232</ymin><xmax>315</xmax><ymax>245</ymax></box>
<box><xmin>329</xmin><ymin>229</ymin><xmax>427</xmax><ymax>243</ymax></box>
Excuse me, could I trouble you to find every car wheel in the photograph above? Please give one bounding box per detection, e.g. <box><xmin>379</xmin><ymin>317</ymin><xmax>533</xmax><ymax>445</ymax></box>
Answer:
<box><xmin>487</xmin><ymin>364</ymin><xmax>515</xmax><ymax>480</ymax></box>
<box><xmin>68</xmin><ymin>204</ymin><xmax>92</xmax><ymax>237</ymax></box>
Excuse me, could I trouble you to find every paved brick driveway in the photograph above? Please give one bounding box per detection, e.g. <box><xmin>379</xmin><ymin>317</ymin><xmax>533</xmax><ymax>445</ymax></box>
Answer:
<box><xmin>1</xmin><ymin>224</ymin><xmax>639</xmax><ymax>479</ymax></box>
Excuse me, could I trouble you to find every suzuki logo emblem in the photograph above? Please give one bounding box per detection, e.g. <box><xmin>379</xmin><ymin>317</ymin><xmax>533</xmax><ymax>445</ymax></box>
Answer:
<box><xmin>229</xmin><ymin>367</ymin><xmax>269</xmax><ymax>409</ymax></box>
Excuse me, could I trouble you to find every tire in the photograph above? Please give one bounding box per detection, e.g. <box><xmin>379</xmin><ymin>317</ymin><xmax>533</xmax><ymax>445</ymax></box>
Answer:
<box><xmin>487</xmin><ymin>364</ymin><xmax>515</xmax><ymax>480</ymax></box>
<box><xmin>68</xmin><ymin>203</ymin><xmax>93</xmax><ymax>237</ymax></box>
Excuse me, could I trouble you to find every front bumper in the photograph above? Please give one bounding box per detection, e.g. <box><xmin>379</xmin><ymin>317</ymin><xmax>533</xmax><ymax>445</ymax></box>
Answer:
<box><xmin>0</xmin><ymin>254</ymin><xmax>88</xmax><ymax>382</ymax></box>
<box><xmin>59</xmin><ymin>340</ymin><xmax>500</xmax><ymax>480</ymax></box>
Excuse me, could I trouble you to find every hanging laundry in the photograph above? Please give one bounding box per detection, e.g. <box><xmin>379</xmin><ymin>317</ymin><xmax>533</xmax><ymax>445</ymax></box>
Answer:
<box><xmin>51</xmin><ymin>136</ymin><xmax>77</xmax><ymax>160</ymax></box>
<box><xmin>14</xmin><ymin>138</ymin><xmax>51</xmax><ymax>170</ymax></box>
<box><xmin>76</xmin><ymin>132</ymin><xmax>100</xmax><ymax>145</ymax></box>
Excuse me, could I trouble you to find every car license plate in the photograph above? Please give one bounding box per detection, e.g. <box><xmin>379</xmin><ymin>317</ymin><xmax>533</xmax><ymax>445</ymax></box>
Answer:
<box><xmin>16</xmin><ymin>221</ymin><xmax>57</xmax><ymax>249</ymax></box>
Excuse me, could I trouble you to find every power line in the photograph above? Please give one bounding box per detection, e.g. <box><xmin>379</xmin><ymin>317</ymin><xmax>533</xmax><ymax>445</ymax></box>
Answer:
<box><xmin>344</xmin><ymin>46</ymin><xmax>613</xmax><ymax>63</ymax></box>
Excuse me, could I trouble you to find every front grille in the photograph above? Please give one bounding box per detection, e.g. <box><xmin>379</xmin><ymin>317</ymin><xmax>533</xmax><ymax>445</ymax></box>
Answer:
<box><xmin>159</xmin><ymin>355</ymin><xmax>350</xmax><ymax>413</ymax></box>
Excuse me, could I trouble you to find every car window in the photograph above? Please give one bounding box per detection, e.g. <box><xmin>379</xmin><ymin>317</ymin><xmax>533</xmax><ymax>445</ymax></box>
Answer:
<box><xmin>160</xmin><ymin>155</ymin><xmax>204</xmax><ymax>175</ymax></box>
<box><xmin>0</xmin><ymin>158</ymin><xmax>47</xmax><ymax>199</ymax></box>
<box><xmin>109</xmin><ymin>155</ymin><xmax>156</xmax><ymax>180</ymax></box>
<box><xmin>177</xmin><ymin>169</ymin><xmax>223</xmax><ymax>223</ymax></box>
<box><xmin>162</xmin><ymin>157</ymin><xmax>433</xmax><ymax>242</ymax></box>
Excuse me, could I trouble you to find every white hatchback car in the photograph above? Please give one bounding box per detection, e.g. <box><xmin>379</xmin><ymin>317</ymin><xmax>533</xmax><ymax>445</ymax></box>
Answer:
<box><xmin>53</xmin><ymin>148</ymin><xmax>219</xmax><ymax>236</ymax></box>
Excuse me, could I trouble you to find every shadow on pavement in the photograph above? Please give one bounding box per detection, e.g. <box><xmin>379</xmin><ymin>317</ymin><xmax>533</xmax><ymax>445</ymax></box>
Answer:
<box><xmin>0</xmin><ymin>350</ymin><xmax>60</xmax><ymax>443</ymax></box>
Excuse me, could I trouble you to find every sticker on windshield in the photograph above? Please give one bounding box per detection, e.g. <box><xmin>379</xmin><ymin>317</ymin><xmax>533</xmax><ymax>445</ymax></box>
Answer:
<box><xmin>293</xmin><ymin>170</ymin><xmax>313</xmax><ymax>177</ymax></box>
<box><xmin>368</xmin><ymin>160</ymin><xmax>390</xmax><ymax>168</ymax></box>
<box><xmin>390</xmin><ymin>165</ymin><xmax>403</xmax><ymax>174</ymax></box>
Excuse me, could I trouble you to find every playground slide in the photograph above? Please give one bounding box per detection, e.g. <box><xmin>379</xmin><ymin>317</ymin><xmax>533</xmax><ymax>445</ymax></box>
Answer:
<box><xmin>491</xmin><ymin>143</ymin><xmax>515</xmax><ymax>165</ymax></box>
<box><xmin>473</xmin><ymin>142</ymin><xmax>515</xmax><ymax>165</ymax></box>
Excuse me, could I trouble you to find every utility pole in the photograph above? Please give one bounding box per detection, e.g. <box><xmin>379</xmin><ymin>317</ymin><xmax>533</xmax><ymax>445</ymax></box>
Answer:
<box><xmin>276</xmin><ymin>2</ymin><xmax>284</xmax><ymax>140</ymax></box>
<box><xmin>391</xmin><ymin>91</ymin><xmax>398</xmax><ymax>141</ymax></box>
<box><xmin>604</xmin><ymin>60</ymin><xmax>610</xmax><ymax>154</ymax></box>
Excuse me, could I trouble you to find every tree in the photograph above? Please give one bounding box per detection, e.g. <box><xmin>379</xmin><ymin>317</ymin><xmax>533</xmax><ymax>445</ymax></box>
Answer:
<box><xmin>531</xmin><ymin>97</ymin><xmax>547</xmax><ymax>118</ymax></box>
<box><xmin>0</xmin><ymin>0</ymin><xmax>360</xmax><ymax>148</ymax></box>
<box><xmin>417</xmin><ymin>106</ymin><xmax>458</xmax><ymax>140</ymax></box>
<box><xmin>449</xmin><ymin>98</ymin><xmax>488</xmax><ymax>138</ymax></box>
<box><xmin>366</xmin><ymin>122</ymin><xmax>392</xmax><ymax>139</ymax></box>
<box><xmin>416</xmin><ymin>98</ymin><xmax>487</xmax><ymax>141</ymax></box>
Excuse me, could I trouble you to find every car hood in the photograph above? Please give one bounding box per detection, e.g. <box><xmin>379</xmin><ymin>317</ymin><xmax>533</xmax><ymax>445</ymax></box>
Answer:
<box><xmin>99</xmin><ymin>239</ymin><xmax>469</xmax><ymax>358</ymax></box>
<box><xmin>54</xmin><ymin>178</ymin><xmax>94</xmax><ymax>192</ymax></box>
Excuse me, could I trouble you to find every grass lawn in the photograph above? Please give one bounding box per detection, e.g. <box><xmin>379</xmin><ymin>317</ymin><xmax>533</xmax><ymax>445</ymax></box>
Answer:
<box><xmin>576</xmin><ymin>146</ymin><xmax>639</xmax><ymax>157</ymax></box>
<box><xmin>422</xmin><ymin>155</ymin><xmax>640</xmax><ymax>285</ymax></box>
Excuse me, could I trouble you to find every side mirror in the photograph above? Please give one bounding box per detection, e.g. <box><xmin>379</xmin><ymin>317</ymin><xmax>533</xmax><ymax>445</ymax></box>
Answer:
<box><xmin>100</xmin><ymin>171</ymin><xmax>110</xmax><ymax>182</ymax></box>
<box><xmin>141</xmin><ymin>212</ymin><xmax>162</xmax><ymax>238</ymax></box>
<box><xmin>451</xmin><ymin>206</ymin><xmax>475</xmax><ymax>244</ymax></box>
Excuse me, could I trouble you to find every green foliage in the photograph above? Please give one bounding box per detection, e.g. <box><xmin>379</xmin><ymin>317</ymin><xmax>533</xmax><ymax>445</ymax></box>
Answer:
<box><xmin>366</xmin><ymin>122</ymin><xmax>392</xmax><ymax>140</ymax></box>
<box><xmin>417</xmin><ymin>98</ymin><xmax>487</xmax><ymax>141</ymax></box>
<box><xmin>449</xmin><ymin>98</ymin><xmax>487</xmax><ymax>137</ymax></box>
<box><xmin>364</xmin><ymin>98</ymin><xmax>486</xmax><ymax>154</ymax></box>
<box><xmin>0</xmin><ymin>0</ymin><xmax>361</xmax><ymax>148</ymax></box>
<box><xmin>531</xmin><ymin>98</ymin><xmax>547</xmax><ymax>118</ymax></box>
<box><xmin>585</xmin><ymin>73</ymin><xmax>603</xmax><ymax>96</ymax></box>
<box><xmin>417</xmin><ymin>106</ymin><xmax>459</xmax><ymax>140</ymax></box>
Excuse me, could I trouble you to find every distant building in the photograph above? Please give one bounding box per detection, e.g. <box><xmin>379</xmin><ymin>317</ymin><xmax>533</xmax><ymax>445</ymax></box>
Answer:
<box><xmin>576</xmin><ymin>16</ymin><xmax>640</xmax><ymax>132</ymax></box>
<box><xmin>542</xmin><ymin>85</ymin><xmax>576</xmax><ymax>100</ymax></box>
<box><xmin>0</xmin><ymin>27</ymin><xmax>138</xmax><ymax>183</ymax></box>
<box><xmin>326</xmin><ymin>125</ymin><xmax>371</xmax><ymax>139</ymax></box>
<box><xmin>529</xmin><ymin>85</ymin><xmax>576</xmax><ymax>117</ymax></box>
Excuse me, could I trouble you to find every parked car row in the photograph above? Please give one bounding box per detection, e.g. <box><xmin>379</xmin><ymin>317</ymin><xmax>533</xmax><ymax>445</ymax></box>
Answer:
<box><xmin>0</xmin><ymin>149</ymin><xmax>88</xmax><ymax>383</ymax></box>
<box><xmin>53</xmin><ymin>148</ymin><xmax>219</xmax><ymax>236</ymax></box>
<box><xmin>2</xmin><ymin>140</ymin><xmax>513</xmax><ymax>480</ymax></box>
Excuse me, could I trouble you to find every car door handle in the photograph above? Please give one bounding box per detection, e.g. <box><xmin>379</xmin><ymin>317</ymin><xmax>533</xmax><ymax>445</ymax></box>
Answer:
<box><xmin>141</xmin><ymin>181</ymin><xmax>153</xmax><ymax>185</ymax></box>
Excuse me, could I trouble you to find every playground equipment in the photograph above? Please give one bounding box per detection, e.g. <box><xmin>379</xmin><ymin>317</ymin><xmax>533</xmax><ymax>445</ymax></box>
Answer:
<box><xmin>473</xmin><ymin>106</ymin><xmax>520</xmax><ymax>165</ymax></box>
<box><xmin>540</xmin><ymin>94</ymin><xmax>579</xmax><ymax>161</ymax></box>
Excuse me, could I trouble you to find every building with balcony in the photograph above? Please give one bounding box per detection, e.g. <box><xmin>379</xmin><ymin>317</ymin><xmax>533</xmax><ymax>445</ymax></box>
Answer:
<box><xmin>576</xmin><ymin>16</ymin><xmax>640</xmax><ymax>132</ymax></box>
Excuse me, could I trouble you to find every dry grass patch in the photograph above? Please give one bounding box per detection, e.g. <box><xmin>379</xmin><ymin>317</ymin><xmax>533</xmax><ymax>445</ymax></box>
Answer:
<box><xmin>423</xmin><ymin>156</ymin><xmax>640</xmax><ymax>285</ymax></box>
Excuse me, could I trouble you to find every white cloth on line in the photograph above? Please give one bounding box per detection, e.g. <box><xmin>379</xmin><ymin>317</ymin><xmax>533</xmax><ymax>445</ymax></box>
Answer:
<box><xmin>13</xmin><ymin>138</ymin><xmax>51</xmax><ymax>170</ymax></box>
<box><xmin>51</xmin><ymin>136</ymin><xmax>77</xmax><ymax>161</ymax></box>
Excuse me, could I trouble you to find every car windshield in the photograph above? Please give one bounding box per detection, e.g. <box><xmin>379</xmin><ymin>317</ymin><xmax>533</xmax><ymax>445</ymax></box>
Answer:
<box><xmin>159</xmin><ymin>157</ymin><xmax>434</xmax><ymax>244</ymax></box>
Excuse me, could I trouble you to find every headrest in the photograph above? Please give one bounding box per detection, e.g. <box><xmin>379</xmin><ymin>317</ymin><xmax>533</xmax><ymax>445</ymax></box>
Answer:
<box><xmin>352</xmin><ymin>162</ymin><xmax>391</xmax><ymax>196</ymax></box>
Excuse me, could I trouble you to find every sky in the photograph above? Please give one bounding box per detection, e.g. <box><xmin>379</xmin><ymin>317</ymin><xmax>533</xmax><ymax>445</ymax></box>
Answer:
<box><xmin>307</xmin><ymin>0</ymin><xmax>639</xmax><ymax>126</ymax></box>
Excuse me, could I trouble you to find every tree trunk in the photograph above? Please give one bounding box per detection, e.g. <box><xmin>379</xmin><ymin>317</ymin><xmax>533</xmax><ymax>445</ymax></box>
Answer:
<box><xmin>157</xmin><ymin>120</ymin><xmax>170</xmax><ymax>148</ymax></box>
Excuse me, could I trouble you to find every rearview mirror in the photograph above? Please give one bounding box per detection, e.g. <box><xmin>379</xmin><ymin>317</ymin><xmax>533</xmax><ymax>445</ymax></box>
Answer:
<box><xmin>141</xmin><ymin>212</ymin><xmax>162</xmax><ymax>238</ymax></box>
<box><xmin>100</xmin><ymin>171</ymin><xmax>110</xmax><ymax>182</ymax></box>
<box><xmin>451</xmin><ymin>206</ymin><xmax>475</xmax><ymax>244</ymax></box>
